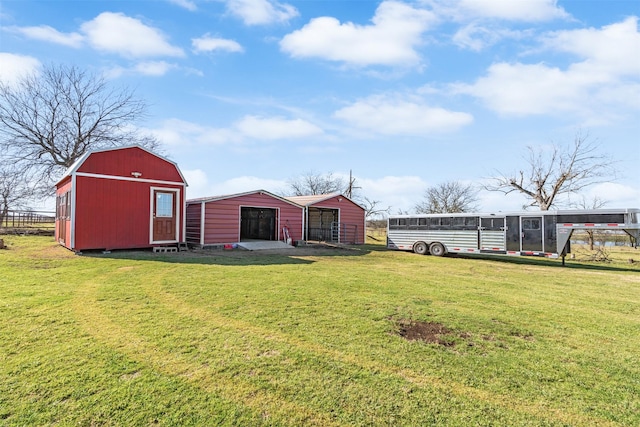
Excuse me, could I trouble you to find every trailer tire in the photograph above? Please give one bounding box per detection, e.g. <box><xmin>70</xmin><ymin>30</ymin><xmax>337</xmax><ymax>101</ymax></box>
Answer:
<box><xmin>429</xmin><ymin>242</ymin><xmax>446</xmax><ymax>257</ymax></box>
<box><xmin>413</xmin><ymin>241</ymin><xmax>428</xmax><ymax>255</ymax></box>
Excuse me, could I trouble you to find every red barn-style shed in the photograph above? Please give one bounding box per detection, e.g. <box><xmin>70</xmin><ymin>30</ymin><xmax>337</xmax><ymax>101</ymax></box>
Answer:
<box><xmin>284</xmin><ymin>193</ymin><xmax>365</xmax><ymax>244</ymax></box>
<box><xmin>55</xmin><ymin>145</ymin><xmax>187</xmax><ymax>251</ymax></box>
<box><xmin>186</xmin><ymin>190</ymin><xmax>304</xmax><ymax>247</ymax></box>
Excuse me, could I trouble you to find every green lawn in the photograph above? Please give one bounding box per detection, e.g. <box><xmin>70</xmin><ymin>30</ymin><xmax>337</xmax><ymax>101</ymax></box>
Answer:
<box><xmin>1</xmin><ymin>235</ymin><xmax>639</xmax><ymax>426</ymax></box>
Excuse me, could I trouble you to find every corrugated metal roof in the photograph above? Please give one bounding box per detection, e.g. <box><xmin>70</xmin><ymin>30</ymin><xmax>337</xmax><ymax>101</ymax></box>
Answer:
<box><xmin>283</xmin><ymin>192</ymin><xmax>342</xmax><ymax>206</ymax></box>
<box><xmin>187</xmin><ymin>189</ymin><xmax>304</xmax><ymax>207</ymax></box>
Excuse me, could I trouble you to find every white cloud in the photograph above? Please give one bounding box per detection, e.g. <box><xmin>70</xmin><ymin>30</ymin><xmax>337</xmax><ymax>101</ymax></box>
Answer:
<box><xmin>455</xmin><ymin>0</ymin><xmax>569</xmax><ymax>21</ymax></box>
<box><xmin>150</xmin><ymin>118</ymin><xmax>239</xmax><ymax>146</ymax></box>
<box><xmin>357</xmin><ymin>175</ymin><xmax>428</xmax><ymax>213</ymax></box>
<box><xmin>134</xmin><ymin>61</ymin><xmax>176</xmax><ymax>76</ymax></box>
<box><xmin>182</xmin><ymin>169</ymin><xmax>210</xmax><ymax>197</ymax></box>
<box><xmin>280</xmin><ymin>1</ymin><xmax>434</xmax><ymax>67</ymax></box>
<box><xmin>80</xmin><ymin>12</ymin><xmax>184</xmax><ymax>58</ymax></box>
<box><xmin>477</xmin><ymin>188</ymin><xmax>531</xmax><ymax>212</ymax></box>
<box><xmin>150</xmin><ymin>115</ymin><xmax>321</xmax><ymax>146</ymax></box>
<box><xmin>226</xmin><ymin>0</ymin><xmax>298</xmax><ymax>25</ymax></box>
<box><xmin>427</xmin><ymin>0</ymin><xmax>568</xmax><ymax>22</ymax></box>
<box><xmin>0</xmin><ymin>53</ymin><xmax>40</xmax><ymax>85</ymax></box>
<box><xmin>453</xmin><ymin>62</ymin><xmax>581</xmax><ymax>116</ymax></box>
<box><xmin>192</xmin><ymin>35</ymin><xmax>244</xmax><ymax>53</ymax></box>
<box><xmin>168</xmin><ymin>0</ymin><xmax>197</xmax><ymax>11</ymax></box>
<box><xmin>584</xmin><ymin>183</ymin><xmax>640</xmax><ymax>208</ymax></box>
<box><xmin>234</xmin><ymin>115</ymin><xmax>323</xmax><ymax>140</ymax></box>
<box><xmin>452</xmin><ymin>23</ymin><xmax>527</xmax><ymax>51</ymax></box>
<box><xmin>453</xmin><ymin>17</ymin><xmax>640</xmax><ymax>121</ymax></box>
<box><xmin>334</xmin><ymin>94</ymin><xmax>473</xmax><ymax>135</ymax></box>
<box><xmin>182</xmin><ymin>171</ymin><xmax>288</xmax><ymax>200</ymax></box>
<box><xmin>209</xmin><ymin>176</ymin><xmax>287</xmax><ymax>196</ymax></box>
<box><xmin>543</xmin><ymin>17</ymin><xmax>640</xmax><ymax>76</ymax></box>
<box><xmin>5</xmin><ymin>25</ymin><xmax>83</xmax><ymax>47</ymax></box>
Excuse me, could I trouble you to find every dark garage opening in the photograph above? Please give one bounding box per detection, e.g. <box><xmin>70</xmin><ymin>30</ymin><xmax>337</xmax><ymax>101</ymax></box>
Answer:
<box><xmin>307</xmin><ymin>208</ymin><xmax>338</xmax><ymax>242</ymax></box>
<box><xmin>240</xmin><ymin>207</ymin><xmax>276</xmax><ymax>241</ymax></box>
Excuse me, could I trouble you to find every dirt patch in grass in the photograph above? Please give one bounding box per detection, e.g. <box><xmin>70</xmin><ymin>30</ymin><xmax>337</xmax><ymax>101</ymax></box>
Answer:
<box><xmin>395</xmin><ymin>319</ymin><xmax>456</xmax><ymax>347</ymax></box>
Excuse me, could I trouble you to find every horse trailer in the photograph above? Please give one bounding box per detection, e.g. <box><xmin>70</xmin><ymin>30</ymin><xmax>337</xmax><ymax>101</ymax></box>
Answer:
<box><xmin>387</xmin><ymin>208</ymin><xmax>639</xmax><ymax>263</ymax></box>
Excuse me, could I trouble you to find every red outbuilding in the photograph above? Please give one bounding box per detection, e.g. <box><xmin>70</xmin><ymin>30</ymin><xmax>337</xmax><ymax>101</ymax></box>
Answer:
<box><xmin>55</xmin><ymin>145</ymin><xmax>187</xmax><ymax>252</ymax></box>
<box><xmin>284</xmin><ymin>193</ymin><xmax>366</xmax><ymax>244</ymax></box>
<box><xmin>185</xmin><ymin>190</ymin><xmax>304</xmax><ymax>247</ymax></box>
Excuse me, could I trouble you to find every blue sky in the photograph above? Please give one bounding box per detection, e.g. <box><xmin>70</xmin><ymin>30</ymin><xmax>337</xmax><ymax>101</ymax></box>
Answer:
<box><xmin>2</xmin><ymin>0</ymin><xmax>639</xmax><ymax>213</ymax></box>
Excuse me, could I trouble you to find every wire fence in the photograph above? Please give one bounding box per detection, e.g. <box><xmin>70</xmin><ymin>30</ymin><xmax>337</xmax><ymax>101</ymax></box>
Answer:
<box><xmin>1</xmin><ymin>210</ymin><xmax>55</xmax><ymax>234</ymax></box>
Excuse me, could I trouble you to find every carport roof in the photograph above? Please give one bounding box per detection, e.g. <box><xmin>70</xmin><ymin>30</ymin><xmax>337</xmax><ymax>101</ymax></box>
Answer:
<box><xmin>186</xmin><ymin>189</ymin><xmax>303</xmax><ymax>207</ymax></box>
<box><xmin>284</xmin><ymin>193</ymin><xmax>363</xmax><ymax>209</ymax></box>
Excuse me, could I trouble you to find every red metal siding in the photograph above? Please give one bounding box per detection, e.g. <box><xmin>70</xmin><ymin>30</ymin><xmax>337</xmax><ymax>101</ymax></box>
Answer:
<box><xmin>74</xmin><ymin>176</ymin><xmax>183</xmax><ymax>250</ymax></box>
<box><xmin>185</xmin><ymin>203</ymin><xmax>202</xmax><ymax>245</ymax></box>
<box><xmin>194</xmin><ymin>192</ymin><xmax>303</xmax><ymax>245</ymax></box>
<box><xmin>76</xmin><ymin>147</ymin><xmax>183</xmax><ymax>183</ymax></box>
<box><xmin>311</xmin><ymin>195</ymin><xmax>365</xmax><ymax>244</ymax></box>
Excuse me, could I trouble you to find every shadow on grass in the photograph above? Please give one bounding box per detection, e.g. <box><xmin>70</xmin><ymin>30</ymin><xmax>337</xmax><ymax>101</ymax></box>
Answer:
<box><xmin>450</xmin><ymin>252</ymin><xmax>640</xmax><ymax>273</ymax></box>
<box><xmin>81</xmin><ymin>244</ymin><xmax>374</xmax><ymax>266</ymax></box>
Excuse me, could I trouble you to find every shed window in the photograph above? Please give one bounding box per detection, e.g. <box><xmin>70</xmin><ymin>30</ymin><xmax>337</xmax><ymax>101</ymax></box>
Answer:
<box><xmin>156</xmin><ymin>193</ymin><xmax>174</xmax><ymax>217</ymax></box>
<box><xmin>56</xmin><ymin>192</ymin><xmax>71</xmax><ymax>220</ymax></box>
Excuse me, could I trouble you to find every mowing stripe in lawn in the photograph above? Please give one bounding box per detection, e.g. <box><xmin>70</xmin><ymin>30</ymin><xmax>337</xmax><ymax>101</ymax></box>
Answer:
<box><xmin>72</xmin><ymin>278</ymin><xmax>345</xmax><ymax>427</ymax></box>
<box><xmin>138</xmin><ymin>272</ymin><xmax>618</xmax><ymax>427</ymax></box>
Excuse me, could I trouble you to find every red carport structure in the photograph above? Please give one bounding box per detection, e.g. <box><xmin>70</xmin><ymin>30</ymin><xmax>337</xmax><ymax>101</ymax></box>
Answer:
<box><xmin>55</xmin><ymin>145</ymin><xmax>187</xmax><ymax>252</ymax></box>
<box><xmin>284</xmin><ymin>193</ymin><xmax>366</xmax><ymax>244</ymax></box>
<box><xmin>185</xmin><ymin>190</ymin><xmax>304</xmax><ymax>248</ymax></box>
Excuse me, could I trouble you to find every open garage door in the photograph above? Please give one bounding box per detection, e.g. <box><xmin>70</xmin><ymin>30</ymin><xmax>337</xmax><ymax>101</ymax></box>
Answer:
<box><xmin>240</xmin><ymin>207</ymin><xmax>277</xmax><ymax>241</ymax></box>
<box><xmin>307</xmin><ymin>208</ymin><xmax>338</xmax><ymax>242</ymax></box>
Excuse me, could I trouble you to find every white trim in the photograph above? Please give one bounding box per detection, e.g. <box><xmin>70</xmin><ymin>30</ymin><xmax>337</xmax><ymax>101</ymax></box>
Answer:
<box><xmin>149</xmin><ymin>187</ymin><xmax>181</xmax><ymax>244</ymax></box>
<box><xmin>76</xmin><ymin>172</ymin><xmax>185</xmax><ymax>187</ymax></box>
<box><xmin>182</xmin><ymin>195</ymin><xmax>187</xmax><ymax>244</ymax></box>
<box><xmin>200</xmin><ymin>201</ymin><xmax>205</xmax><ymax>246</ymax></box>
<box><xmin>70</xmin><ymin>174</ymin><xmax>77</xmax><ymax>249</ymax></box>
<box><xmin>237</xmin><ymin>205</ymin><xmax>241</xmax><ymax>242</ymax></box>
<box><xmin>362</xmin><ymin>213</ymin><xmax>367</xmax><ymax>244</ymax></box>
<box><xmin>337</xmin><ymin>208</ymin><xmax>341</xmax><ymax>243</ymax></box>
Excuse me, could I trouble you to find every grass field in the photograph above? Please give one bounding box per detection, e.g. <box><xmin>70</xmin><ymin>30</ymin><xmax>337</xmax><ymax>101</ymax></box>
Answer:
<box><xmin>1</xmin><ymin>235</ymin><xmax>639</xmax><ymax>426</ymax></box>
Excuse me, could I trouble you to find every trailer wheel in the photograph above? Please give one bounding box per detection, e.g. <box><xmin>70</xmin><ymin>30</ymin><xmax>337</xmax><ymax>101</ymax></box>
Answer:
<box><xmin>413</xmin><ymin>241</ymin><xmax>428</xmax><ymax>255</ymax></box>
<box><xmin>429</xmin><ymin>242</ymin><xmax>446</xmax><ymax>257</ymax></box>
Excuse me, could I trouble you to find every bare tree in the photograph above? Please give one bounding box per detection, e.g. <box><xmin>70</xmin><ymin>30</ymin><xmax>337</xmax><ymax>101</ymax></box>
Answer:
<box><xmin>0</xmin><ymin>161</ymin><xmax>38</xmax><ymax>225</ymax></box>
<box><xmin>572</xmin><ymin>196</ymin><xmax>608</xmax><ymax>250</ymax></box>
<box><xmin>415</xmin><ymin>181</ymin><xmax>479</xmax><ymax>214</ymax></box>
<box><xmin>484</xmin><ymin>131</ymin><xmax>615</xmax><ymax>210</ymax></box>
<box><xmin>0</xmin><ymin>64</ymin><xmax>160</xmax><ymax>195</ymax></box>
<box><xmin>360</xmin><ymin>196</ymin><xmax>391</xmax><ymax>220</ymax></box>
<box><xmin>286</xmin><ymin>171</ymin><xmax>346</xmax><ymax>196</ymax></box>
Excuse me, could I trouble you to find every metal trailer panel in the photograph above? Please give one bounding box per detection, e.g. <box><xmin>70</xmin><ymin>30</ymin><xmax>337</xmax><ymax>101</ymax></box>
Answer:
<box><xmin>387</xmin><ymin>230</ymin><xmax>479</xmax><ymax>253</ymax></box>
<box><xmin>479</xmin><ymin>231</ymin><xmax>505</xmax><ymax>251</ymax></box>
